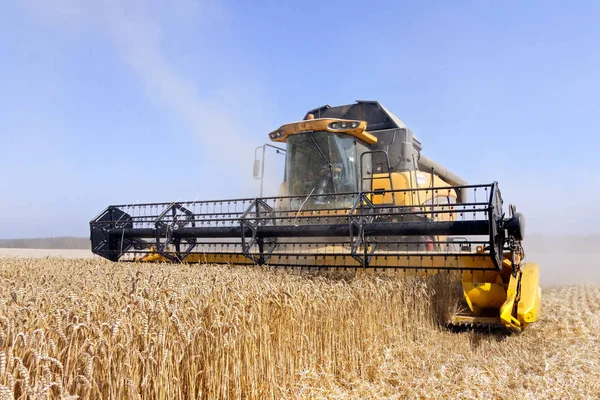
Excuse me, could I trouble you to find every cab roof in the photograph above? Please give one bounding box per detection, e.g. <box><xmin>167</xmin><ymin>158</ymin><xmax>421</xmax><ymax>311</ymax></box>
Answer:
<box><xmin>303</xmin><ymin>100</ymin><xmax>411</xmax><ymax>133</ymax></box>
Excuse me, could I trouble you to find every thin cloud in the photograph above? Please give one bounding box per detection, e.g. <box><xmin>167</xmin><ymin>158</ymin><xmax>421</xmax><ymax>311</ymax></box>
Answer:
<box><xmin>21</xmin><ymin>0</ymin><xmax>279</xmax><ymax>197</ymax></box>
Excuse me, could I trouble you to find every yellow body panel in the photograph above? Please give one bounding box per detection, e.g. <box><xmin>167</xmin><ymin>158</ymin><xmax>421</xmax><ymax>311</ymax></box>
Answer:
<box><xmin>463</xmin><ymin>282</ymin><xmax>507</xmax><ymax>311</ymax></box>
<box><xmin>499</xmin><ymin>272</ymin><xmax>521</xmax><ymax>329</ymax></box>
<box><xmin>455</xmin><ymin>253</ymin><xmax>542</xmax><ymax>331</ymax></box>
<box><xmin>142</xmin><ymin>251</ymin><xmax>498</xmax><ymax>270</ymax></box>
<box><xmin>369</xmin><ymin>171</ymin><xmax>459</xmax><ymax>207</ymax></box>
<box><xmin>517</xmin><ymin>262</ymin><xmax>542</xmax><ymax>325</ymax></box>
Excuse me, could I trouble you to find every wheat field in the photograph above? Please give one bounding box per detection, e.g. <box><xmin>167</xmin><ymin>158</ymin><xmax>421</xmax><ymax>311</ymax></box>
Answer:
<box><xmin>0</xmin><ymin>257</ymin><xmax>597</xmax><ymax>399</ymax></box>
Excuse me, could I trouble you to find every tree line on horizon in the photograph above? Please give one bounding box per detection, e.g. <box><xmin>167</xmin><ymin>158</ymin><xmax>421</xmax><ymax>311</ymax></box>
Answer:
<box><xmin>0</xmin><ymin>236</ymin><xmax>90</xmax><ymax>249</ymax></box>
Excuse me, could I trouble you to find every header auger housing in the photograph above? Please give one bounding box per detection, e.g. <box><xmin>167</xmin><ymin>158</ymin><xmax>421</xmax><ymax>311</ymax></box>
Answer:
<box><xmin>90</xmin><ymin>100</ymin><xmax>541</xmax><ymax>332</ymax></box>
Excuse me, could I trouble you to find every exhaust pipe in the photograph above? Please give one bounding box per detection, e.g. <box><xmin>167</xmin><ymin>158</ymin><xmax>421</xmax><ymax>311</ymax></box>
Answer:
<box><xmin>417</xmin><ymin>154</ymin><xmax>468</xmax><ymax>203</ymax></box>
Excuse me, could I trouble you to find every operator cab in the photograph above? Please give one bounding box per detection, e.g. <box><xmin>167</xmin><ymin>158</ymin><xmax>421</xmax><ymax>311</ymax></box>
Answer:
<box><xmin>267</xmin><ymin>116</ymin><xmax>376</xmax><ymax>207</ymax></box>
<box><xmin>263</xmin><ymin>101</ymin><xmax>466</xmax><ymax>210</ymax></box>
<box><xmin>285</xmin><ymin>131</ymin><xmax>371</xmax><ymax>198</ymax></box>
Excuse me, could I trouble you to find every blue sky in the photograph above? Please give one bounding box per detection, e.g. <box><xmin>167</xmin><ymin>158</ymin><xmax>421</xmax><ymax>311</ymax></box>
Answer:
<box><xmin>1</xmin><ymin>0</ymin><xmax>598</xmax><ymax>238</ymax></box>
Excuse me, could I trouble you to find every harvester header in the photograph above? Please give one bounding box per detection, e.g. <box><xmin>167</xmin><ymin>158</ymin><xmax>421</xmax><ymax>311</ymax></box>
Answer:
<box><xmin>90</xmin><ymin>100</ymin><xmax>541</xmax><ymax>331</ymax></box>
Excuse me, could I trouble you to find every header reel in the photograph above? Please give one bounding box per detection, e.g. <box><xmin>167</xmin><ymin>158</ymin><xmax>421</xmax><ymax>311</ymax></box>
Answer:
<box><xmin>91</xmin><ymin>182</ymin><xmax>525</xmax><ymax>274</ymax></box>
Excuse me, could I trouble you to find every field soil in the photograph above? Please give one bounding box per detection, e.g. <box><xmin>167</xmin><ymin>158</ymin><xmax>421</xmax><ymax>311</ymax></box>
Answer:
<box><xmin>0</xmin><ymin>257</ymin><xmax>598</xmax><ymax>399</ymax></box>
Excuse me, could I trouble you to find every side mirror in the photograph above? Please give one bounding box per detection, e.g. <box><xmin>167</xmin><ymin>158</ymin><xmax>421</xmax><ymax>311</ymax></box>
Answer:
<box><xmin>253</xmin><ymin>159</ymin><xmax>261</xmax><ymax>179</ymax></box>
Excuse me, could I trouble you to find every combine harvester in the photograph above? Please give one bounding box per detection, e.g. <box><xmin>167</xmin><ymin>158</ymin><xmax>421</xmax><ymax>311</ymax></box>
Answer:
<box><xmin>90</xmin><ymin>101</ymin><xmax>541</xmax><ymax>331</ymax></box>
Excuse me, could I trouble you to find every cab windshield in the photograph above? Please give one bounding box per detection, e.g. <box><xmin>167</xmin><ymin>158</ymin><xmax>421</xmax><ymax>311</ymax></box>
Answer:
<box><xmin>286</xmin><ymin>131</ymin><xmax>358</xmax><ymax>199</ymax></box>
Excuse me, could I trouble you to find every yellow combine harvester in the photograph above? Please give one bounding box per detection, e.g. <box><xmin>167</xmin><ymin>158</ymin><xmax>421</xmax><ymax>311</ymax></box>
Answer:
<box><xmin>90</xmin><ymin>101</ymin><xmax>541</xmax><ymax>331</ymax></box>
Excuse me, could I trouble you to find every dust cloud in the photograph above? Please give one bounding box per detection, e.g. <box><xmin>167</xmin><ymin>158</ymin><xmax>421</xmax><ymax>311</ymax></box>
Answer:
<box><xmin>21</xmin><ymin>0</ymin><xmax>276</xmax><ymax>199</ymax></box>
<box><xmin>524</xmin><ymin>235</ymin><xmax>600</xmax><ymax>286</ymax></box>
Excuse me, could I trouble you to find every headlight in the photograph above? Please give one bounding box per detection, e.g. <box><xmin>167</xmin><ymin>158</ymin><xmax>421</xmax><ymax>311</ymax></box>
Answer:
<box><xmin>328</xmin><ymin>121</ymin><xmax>360</xmax><ymax>130</ymax></box>
<box><xmin>269</xmin><ymin>130</ymin><xmax>285</xmax><ymax>139</ymax></box>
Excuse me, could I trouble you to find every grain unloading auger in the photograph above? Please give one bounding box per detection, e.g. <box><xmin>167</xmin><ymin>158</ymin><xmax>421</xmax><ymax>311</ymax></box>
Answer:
<box><xmin>90</xmin><ymin>101</ymin><xmax>541</xmax><ymax>331</ymax></box>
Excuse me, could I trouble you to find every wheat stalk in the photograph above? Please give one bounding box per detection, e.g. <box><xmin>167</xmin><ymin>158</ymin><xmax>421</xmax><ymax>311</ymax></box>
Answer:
<box><xmin>0</xmin><ymin>257</ymin><xmax>596</xmax><ymax>399</ymax></box>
